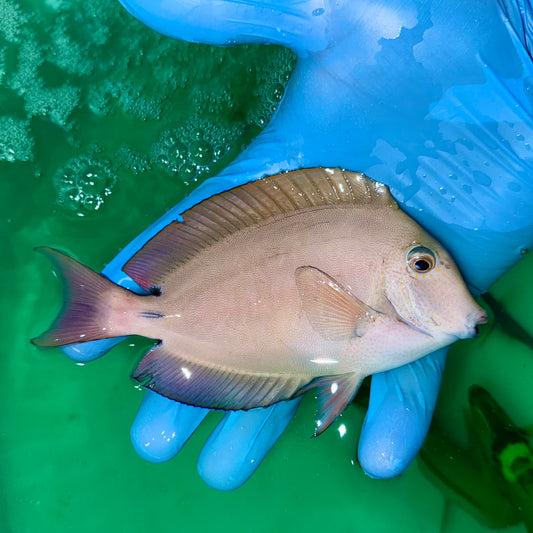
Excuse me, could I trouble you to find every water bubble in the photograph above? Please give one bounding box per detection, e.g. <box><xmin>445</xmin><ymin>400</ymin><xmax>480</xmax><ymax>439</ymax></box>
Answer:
<box><xmin>157</xmin><ymin>154</ymin><xmax>169</xmax><ymax>167</ymax></box>
<box><xmin>214</xmin><ymin>145</ymin><xmax>227</xmax><ymax>159</ymax></box>
<box><xmin>248</xmin><ymin>47</ymin><xmax>295</xmax><ymax>127</ymax></box>
<box><xmin>76</xmin><ymin>167</ymin><xmax>109</xmax><ymax>195</ymax></box>
<box><xmin>178</xmin><ymin>162</ymin><xmax>197</xmax><ymax>184</ymax></box>
<box><xmin>44</xmin><ymin>0</ymin><xmax>69</xmax><ymax>12</ymax></box>
<box><xmin>266</xmin><ymin>82</ymin><xmax>285</xmax><ymax>103</ymax></box>
<box><xmin>54</xmin><ymin>154</ymin><xmax>117</xmax><ymax>215</ymax></box>
<box><xmin>117</xmin><ymin>81</ymin><xmax>162</xmax><ymax>120</ymax></box>
<box><xmin>0</xmin><ymin>0</ymin><xmax>29</xmax><ymax>43</ymax></box>
<box><xmin>312</xmin><ymin>7</ymin><xmax>325</xmax><ymax>16</ymax></box>
<box><xmin>193</xmin><ymin>87</ymin><xmax>234</xmax><ymax>114</ymax></box>
<box><xmin>9</xmin><ymin>36</ymin><xmax>43</xmax><ymax>97</ymax></box>
<box><xmin>152</xmin><ymin>135</ymin><xmax>189</xmax><ymax>171</ymax></box>
<box><xmin>151</xmin><ymin>118</ymin><xmax>244</xmax><ymax>184</ymax></box>
<box><xmin>0</xmin><ymin>116</ymin><xmax>33</xmax><ymax>162</ymax></box>
<box><xmin>48</xmin><ymin>22</ymin><xmax>94</xmax><ymax>76</ymax></box>
<box><xmin>0</xmin><ymin>46</ymin><xmax>6</xmax><ymax>85</ymax></box>
<box><xmin>87</xmin><ymin>84</ymin><xmax>113</xmax><ymax>117</ymax></box>
<box><xmin>57</xmin><ymin>172</ymin><xmax>75</xmax><ymax>187</ymax></box>
<box><xmin>190</xmin><ymin>139</ymin><xmax>213</xmax><ymax>166</ymax></box>
<box><xmin>115</xmin><ymin>145</ymin><xmax>150</xmax><ymax>175</ymax></box>
<box><xmin>82</xmin><ymin>194</ymin><xmax>103</xmax><ymax>212</ymax></box>
<box><xmin>171</xmin><ymin>141</ymin><xmax>188</xmax><ymax>164</ymax></box>
<box><xmin>57</xmin><ymin>187</ymin><xmax>81</xmax><ymax>211</ymax></box>
<box><xmin>280</xmin><ymin>71</ymin><xmax>292</xmax><ymax>83</ymax></box>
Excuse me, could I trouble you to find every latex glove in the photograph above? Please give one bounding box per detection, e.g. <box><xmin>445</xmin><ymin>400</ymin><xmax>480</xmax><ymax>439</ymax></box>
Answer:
<box><xmin>63</xmin><ymin>0</ymin><xmax>533</xmax><ymax>489</ymax></box>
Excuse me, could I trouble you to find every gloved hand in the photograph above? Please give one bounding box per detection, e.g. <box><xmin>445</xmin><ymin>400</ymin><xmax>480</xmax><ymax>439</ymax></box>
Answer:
<box><xmin>63</xmin><ymin>0</ymin><xmax>533</xmax><ymax>490</ymax></box>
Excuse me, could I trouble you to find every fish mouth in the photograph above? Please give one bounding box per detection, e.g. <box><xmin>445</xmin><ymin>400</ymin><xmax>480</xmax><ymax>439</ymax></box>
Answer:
<box><xmin>454</xmin><ymin>309</ymin><xmax>488</xmax><ymax>340</ymax></box>
<box><xmin>454</xmin><ymin>327</ymin><xmax>478</xmax><ymax>340</ymax></box>
<box><xmin>383</xmin><ymin>293</ymin><xmax>434</xmax><ymax>338</ymax></box>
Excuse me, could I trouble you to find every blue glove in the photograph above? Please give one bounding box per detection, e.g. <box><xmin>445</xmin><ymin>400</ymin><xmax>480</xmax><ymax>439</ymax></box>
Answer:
<box><xmin>63</xmin><ymin>0</ymin><xmax>533</xmax><ymax>490</ymax></box>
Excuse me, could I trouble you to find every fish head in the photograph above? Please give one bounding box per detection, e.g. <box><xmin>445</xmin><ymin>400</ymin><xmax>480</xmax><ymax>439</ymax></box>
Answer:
<box><xmin>383</xmin><ymin>238</ymin><xmax>487</xmax><ymax>340</ymax></box>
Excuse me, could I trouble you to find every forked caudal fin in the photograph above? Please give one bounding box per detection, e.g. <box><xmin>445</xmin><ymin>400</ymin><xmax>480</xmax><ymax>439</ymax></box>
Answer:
<box><xmin>31</xmin><ymin>247</ymin><xmax>144</xmax><ymax>347</ymax></box>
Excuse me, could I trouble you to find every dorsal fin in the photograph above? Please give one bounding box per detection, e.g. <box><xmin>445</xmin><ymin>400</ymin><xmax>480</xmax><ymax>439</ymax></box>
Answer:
<box><xmin>123</xmin><ymin>168</ymin><xmax>397</xmax><ymax>291</ymax></box>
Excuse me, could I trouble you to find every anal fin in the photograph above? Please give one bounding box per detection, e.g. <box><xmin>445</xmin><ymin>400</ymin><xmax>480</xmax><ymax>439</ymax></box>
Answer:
<box><xmin>299</xmin><ymin>373</ymin><xmax>363</xmax><ymax>436</ymax></box>
<box><xmin>132</xmin><ymin>344</ymin><xmax>311</xmax><ymax>411</ymax></box>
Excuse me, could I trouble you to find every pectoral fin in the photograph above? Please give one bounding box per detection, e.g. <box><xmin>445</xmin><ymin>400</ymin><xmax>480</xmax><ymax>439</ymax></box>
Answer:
<box><xmin>295</xmin><ymin>266</ymin><xmax>378</xmax><ymax>341</ymax></box>
<box><xmin>298</xmin><ymin>372</ymin><xmax>363</xmax><ymax>436</ymax></box>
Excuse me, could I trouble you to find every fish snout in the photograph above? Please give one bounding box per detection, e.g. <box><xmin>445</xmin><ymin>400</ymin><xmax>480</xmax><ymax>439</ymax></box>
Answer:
<box><xmin>459</xmin><ymin>308</ymin><xmax>488</xmax><ymax>339</ymax></box>
<box><xmin>476</xmin><ymin>309</ymin><xmax>488</xmax><ymax>325</ymax></box>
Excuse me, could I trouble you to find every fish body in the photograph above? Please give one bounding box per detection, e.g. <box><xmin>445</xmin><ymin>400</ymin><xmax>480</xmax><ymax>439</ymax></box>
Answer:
<box><xmin>33</xmin><ymin>168</ymin><xmax>487</xmax><ymax>433</ymax></box>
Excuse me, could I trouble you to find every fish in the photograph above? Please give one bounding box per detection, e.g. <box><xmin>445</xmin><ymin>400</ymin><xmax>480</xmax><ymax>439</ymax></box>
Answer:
<box><xmin>32</xmin><ymin>167</ymin><xmax>487</xmax><ymax>435</ymax></box>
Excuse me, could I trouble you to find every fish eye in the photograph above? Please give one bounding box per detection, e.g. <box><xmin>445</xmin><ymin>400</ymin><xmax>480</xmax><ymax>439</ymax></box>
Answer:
<box><xmin>406</xmin><ymin>246</ymin><xmax>437</xmax><ymax>274</ymax></box>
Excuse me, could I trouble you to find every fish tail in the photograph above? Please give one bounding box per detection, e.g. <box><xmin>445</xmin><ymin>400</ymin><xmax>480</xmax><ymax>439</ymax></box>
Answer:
<box><xmin>32</xmin><ymin>247</ymin><xmax>138</xmax><ymax>347</ymax></box>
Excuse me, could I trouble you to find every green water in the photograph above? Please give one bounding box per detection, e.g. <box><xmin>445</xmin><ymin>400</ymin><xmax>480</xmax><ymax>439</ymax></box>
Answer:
<box><xmin>1</xmin><ymin>1</ymin><xmax>532</xmax><ymax>531</ymax></box>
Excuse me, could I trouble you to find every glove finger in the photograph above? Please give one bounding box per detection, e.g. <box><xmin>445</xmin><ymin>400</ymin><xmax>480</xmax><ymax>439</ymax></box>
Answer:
<box><xmin>118</xmin><ymin>0</ymin><xmax>326</xmax><ymax>54</ymax></box>
<box><xmin>61</xmin><ymin>338</ymin><xmax>125</xmax><ymax>363</ymax></box>
<box><xmin>357</xmin><ymin>348</ymin><xmax>448</xmax><ymax>479</ymax></box>
<box><xmin>197</xmin><ymin>398</ymin><xmax>302</xmax><ymax>491</ymax></box>
<box><xmin>130</xmin><ymin>390</ymin><xmax>209</xmax><ymax>463</ymax></box>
